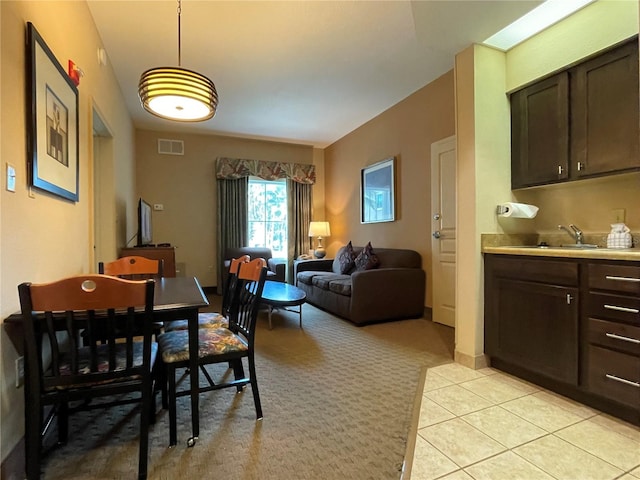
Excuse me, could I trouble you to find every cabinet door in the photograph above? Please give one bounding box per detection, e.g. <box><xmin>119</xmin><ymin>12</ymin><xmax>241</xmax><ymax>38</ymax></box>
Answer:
<box><xmin>511</xmin><ymin>72</ymin><xmax>569</xmax><ymax>189</ymax></box>
<box><xmin>571</xmin><ymin>40</ymin><xmax>640</xmax><ymax>178</ymax></box>
<box><xmin>487</xmin><ymin>278</ymin><xmax>579</xmax><ymax>385</ymax></box>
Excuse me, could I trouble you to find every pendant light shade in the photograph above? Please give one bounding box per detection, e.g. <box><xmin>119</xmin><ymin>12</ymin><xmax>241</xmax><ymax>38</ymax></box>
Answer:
<box><xmin>138</xmin><ymin>0</ymin><xmax>218</xmax><ymax>122</ymax></box>
<box><xmin>139</xmin><ymin>66</ymin><xmax>218</xmax><ymax>121</ymax></box>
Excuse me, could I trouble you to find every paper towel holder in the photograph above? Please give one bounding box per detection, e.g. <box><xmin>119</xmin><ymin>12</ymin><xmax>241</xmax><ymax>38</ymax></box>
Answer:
<box><xmin>496</xmin><ymin>202</ymin><xmax>539</xmax><ymax>219</ymax></box>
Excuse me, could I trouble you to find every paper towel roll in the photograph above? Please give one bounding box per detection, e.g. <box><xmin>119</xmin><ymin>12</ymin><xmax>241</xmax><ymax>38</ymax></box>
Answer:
<box><xmin>496</xmin><ymin>202</ymin><xmax>538</xmax><ymax>219</ymax></box>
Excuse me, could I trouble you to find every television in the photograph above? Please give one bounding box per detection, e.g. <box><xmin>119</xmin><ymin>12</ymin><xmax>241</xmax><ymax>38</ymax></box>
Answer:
<box><xmin>137</xmin><ymin>198</ymin><xmax>153</xmax><ymax>246</ymax></box>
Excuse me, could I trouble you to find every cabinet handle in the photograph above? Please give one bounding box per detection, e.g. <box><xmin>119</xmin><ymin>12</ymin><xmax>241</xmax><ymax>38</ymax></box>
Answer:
<box><xmin>605</xmin><ymin>374</ymin><xmax>640</xmax><ymax>388</ymax></box>
<box><xmin>605</xmin><ymin>275</ymin><xmax>640</xmax><ymax>283</ymax></box>
<box><xmin>604</xmin><ymin>304</ymin><xmax>639</xmax><ymax>314</ymax></box>
<box><xmin>557</xmin><ymin>165</ymin><xmax>563</xmax><ymax>175</ymax></box>
<box><xmin>577</xmin><ymin>161</ymin><xmax>585</xmax><ymax>171</ymax></box>
<box><xmin>566</xmin><ymin>293</ymin><xmax>573</xmax><ymax>304</ymax></box>
<box><xmin>605</xmin><ymin>332</ymin><xmax>640</xmax><ymax>344</ymax></box>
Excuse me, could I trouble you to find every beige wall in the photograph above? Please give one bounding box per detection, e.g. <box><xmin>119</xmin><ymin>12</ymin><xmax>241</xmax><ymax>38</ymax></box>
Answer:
<box><xmin>323</xmin><ymin>71</ymin><xmax>455</xmax><ymax>308</ymax></box>
<box><xmin>455</xmin><ymin>0</ymin><xmax>640</xmax><ymax>369</ymax></box>
<box><xmin>0</xmin><ymin>1</ymin><xmax>136</xmax><ymax>461</ymax></box>
<box><xmin>135</xmin><ymin>130</ymin><xmax>317</xmax><ymax>286</ymax></box>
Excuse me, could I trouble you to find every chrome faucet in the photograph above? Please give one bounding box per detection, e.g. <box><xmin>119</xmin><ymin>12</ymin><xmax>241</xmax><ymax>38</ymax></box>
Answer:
<box><xmin>558</xmin><ymin>224</ymin><xmax>584</xmax><ymax>245</ymax></box>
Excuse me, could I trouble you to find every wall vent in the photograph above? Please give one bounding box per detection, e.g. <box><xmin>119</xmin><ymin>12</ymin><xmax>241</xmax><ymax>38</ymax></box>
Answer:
<box><xmin>157</xmin><ymin>139</ymin><xmax>184</xmax><ymax>156</ymax></box>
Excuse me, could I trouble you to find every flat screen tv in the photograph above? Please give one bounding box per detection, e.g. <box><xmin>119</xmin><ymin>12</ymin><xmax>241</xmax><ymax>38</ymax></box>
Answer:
<box><xmin>137</xmin><ymin>198</ymin><xmax>153</xmax><ymax>246</ymax></box>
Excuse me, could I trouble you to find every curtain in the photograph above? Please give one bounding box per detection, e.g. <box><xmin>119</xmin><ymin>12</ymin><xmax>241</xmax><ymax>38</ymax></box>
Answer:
<box><xmin>216</xmin><ymin>177</ymin><xmax>248</xmax><ymax>293</ymax></box>
<box><xmin>215</xmin><ymin>157</ymin><xmax>315</xmax><ymax>288</ymax></box>
<box><xmin>286</xmin><ymin>179</ymin><xmax>313</xmax><ymax>283</ymax></box>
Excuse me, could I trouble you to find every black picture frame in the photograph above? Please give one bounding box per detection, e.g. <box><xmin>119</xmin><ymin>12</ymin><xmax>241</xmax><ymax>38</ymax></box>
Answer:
<box><xmin>360</xmin><ymin>157</ymin><xmax>395</xmax><ymax>224</ymax></box>
<box><xmin>27</xmin><ymin>22</ymin><xmax>79</xmax><ymax>202</ymax></box>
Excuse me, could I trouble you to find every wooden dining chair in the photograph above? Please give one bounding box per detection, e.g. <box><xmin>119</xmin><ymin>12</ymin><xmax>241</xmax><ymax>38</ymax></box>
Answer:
<box><xmin>99</xmin><ymin>255</ymin><xmax>164</xmax><ymax>279</ymax></box>
<box><xmin>98</xmin><ymin>255</ymin><xmax>164</xmax><ymax>342</ymax></box>
<box><xmin>163</xmin><ymin>254</ymin><xmax>250</xmax><ymax>333</ymax></box>
<box><xmin>18</xmin><ymin>274</ymin><xmax>156</xmax><ymax>480</ymax></box>
<box><xmin>156</xmin><ymin>258</ymin><xmax>268</xmax><ymax>447</ymax></box>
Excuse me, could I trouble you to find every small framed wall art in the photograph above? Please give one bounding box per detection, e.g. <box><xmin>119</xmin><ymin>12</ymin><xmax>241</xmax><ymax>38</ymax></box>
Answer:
<box><xmin>360</xmin><ymin>157</ymin><xmax>395</xmax><ymax>224</ymax></box>
<box><xmin>26</xmin><ymin>22</ymin><xmax>79</xmax><ymax>202</ymax></box>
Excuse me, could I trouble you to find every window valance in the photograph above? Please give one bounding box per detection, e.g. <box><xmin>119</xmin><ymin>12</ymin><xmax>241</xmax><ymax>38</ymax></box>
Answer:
<box><xmin>216</xmin><ymin>157</ymin><xmax>316</xmax><ymax>184</ymax></box>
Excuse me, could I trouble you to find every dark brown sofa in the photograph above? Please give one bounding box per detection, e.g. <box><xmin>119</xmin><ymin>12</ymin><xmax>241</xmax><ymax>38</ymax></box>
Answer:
<box><xmin>295</xmin><ymin>245</ymin><xmax>425</xmax><ymax>325</ymax></box>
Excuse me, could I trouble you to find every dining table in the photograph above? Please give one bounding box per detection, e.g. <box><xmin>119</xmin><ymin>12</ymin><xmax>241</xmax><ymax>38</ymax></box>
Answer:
<box><xmin>5</xmin><ymin>275</ymin><xmax>210</xmax><ymax>446</ymax></box>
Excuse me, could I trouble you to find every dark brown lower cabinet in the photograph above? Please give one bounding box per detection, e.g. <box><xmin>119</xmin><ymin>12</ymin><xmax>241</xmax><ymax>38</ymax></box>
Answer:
<box><xmin>484</xmin><ymin>254</ymin><xmax>640</xmax><ymax>426</ymax></box>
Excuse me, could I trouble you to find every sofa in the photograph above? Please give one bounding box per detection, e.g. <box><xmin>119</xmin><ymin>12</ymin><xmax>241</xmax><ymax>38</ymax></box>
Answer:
<box><xmin>295</xmin><ymin>244</ymin><xmax>425</xmax><ymax>325</ymax></box>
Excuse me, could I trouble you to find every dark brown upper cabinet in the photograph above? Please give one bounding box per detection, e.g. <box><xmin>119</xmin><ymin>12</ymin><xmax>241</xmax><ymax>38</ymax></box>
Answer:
<box><xmin>511</xmin><ymin>73</ymin><xmax>569</xmax><ymax>188</ymax></box>
<box><xmin>511</xmin><ymin>38</ymin><xmax>640</xmax><ymax>190</ymax></box>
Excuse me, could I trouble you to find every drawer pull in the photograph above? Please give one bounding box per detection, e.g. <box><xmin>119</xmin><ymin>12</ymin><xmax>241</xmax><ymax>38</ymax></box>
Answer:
<box><xmin>605</xmin><ymin>374</ymin><xmax>640</xmax><ymax>388</ymax></box>
<box><xmin>605</xmin><ymin>275</ymin><xmax>640</xmax><ymax>283</ymax></box>
<box><xmin>605</xmin><ymin>332</ymin><xmax>640</xmax><ymax>344</ymax></box>
<box><xmin>604</xmin><ymin>304</ymin><xmax>639</xmax><ymax>314</ymax></box>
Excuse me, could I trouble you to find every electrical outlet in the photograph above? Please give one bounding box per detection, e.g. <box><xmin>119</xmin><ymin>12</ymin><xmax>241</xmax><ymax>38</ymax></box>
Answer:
<box><xmin>611</xmin><ymin>208</ymin><xmax>626</xmax><ymax>224</ymax></box>
<box><xmin>153</xmin><ymin>204</ymin><xmax>164</xmax><ymax>211</ymax></box>
<box><xmin>15</xmin><ymin>356</ymin><xmax>24</xmax><ymax>388</ymax></box>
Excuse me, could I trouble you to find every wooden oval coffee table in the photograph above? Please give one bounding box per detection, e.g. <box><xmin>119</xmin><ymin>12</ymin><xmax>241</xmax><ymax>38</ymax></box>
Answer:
<box><xmin>261</xmin><ymin>281</ymin><xmax>307</xmax><ymax>329</ymax></box>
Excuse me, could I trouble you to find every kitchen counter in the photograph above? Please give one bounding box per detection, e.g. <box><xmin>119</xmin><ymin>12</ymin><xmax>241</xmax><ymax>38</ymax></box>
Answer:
<box><xmin>482</xmin><ymin>245</ymin><xmax>640</xmax><ymax>261</ymax></box>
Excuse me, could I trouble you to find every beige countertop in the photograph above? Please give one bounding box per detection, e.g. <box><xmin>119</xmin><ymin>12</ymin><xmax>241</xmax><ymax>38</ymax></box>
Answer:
<box><xmin>482</xmin><ymin>245</ymin><xmax>640</xmax><ymax>261</ymax></box>
<box><xmin>481</xmin><ymin>233</ymin><xmax>640</xmax><ymax>261</ymax></box>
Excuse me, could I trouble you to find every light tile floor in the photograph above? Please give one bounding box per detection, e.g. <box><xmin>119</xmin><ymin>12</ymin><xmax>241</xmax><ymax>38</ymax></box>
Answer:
<box><xmin>409</xmin><ymin>363</ymin><xmax>640</xmax><ymax>480</ymax></box>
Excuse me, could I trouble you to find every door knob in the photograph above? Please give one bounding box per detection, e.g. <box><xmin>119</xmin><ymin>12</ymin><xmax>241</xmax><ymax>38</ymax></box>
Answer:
<box><xmin>433</xmin><ymin>213</ymin><xmax>441</xmax><ymax>220</ymax></box>
<box><xmin>433</xmin><ymin>231</ymin><xmax>441</xmax><ymax>239</ymax></box>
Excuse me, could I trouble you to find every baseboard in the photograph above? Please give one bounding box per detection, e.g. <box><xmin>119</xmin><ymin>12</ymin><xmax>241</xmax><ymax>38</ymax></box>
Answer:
<box><xmin>401</xmin><ymin>365</ymin><xmax>427</xmax><ymax>480</ymax></box>
<box><xmin>454</xmin><ymin>350</ymin><xmax>489</xmax><ymax>370</ymax></box>
<box><xmin>1</xmin><ymin>436</ymin><xmax>24</xmax><ymax>480</ymax></box>
<box><xmin>423</xmin><ymin>306</ymin><xmax>432</xmax><ymax>320</ymax></box>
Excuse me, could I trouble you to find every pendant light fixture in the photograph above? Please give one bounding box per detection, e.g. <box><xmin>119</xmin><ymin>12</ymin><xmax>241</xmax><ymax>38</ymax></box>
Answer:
<box><xmin>138</xmin><ymin>0</ymin><xmax>218</xmax><ymax>122</ymax></box>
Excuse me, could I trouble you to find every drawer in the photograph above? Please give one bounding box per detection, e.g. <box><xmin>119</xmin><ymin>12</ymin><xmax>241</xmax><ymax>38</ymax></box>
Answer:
<box><xmin>588</xmin><ymin>292</ymin><xmax>640</xmax><ymax>325</ymax></box>
<box><xmin>490</xmin><ymin>256</ymin><xmax>578</xmax><ymax>286</ymax></box>
<box><xmin>586</xmin><ymin>345</ymin><xmax>640</xmax><ymax>408</ymax></box>
<box><xmin>587</xmin><ymin>318</ymin><xmax>640</xmax><ymax>356</ymax></box>
<box><xmin>589</xmin><ymin>263</ymin><xmax>640</xmax><ymax>294</ymax></box>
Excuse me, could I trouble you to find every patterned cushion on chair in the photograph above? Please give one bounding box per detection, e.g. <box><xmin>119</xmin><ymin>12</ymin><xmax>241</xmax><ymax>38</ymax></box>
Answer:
<box><xmin>164</xmin><ymin>312</ymin><xmax>228</xmax><ymax>332</ymax></box>
<box><xmin>157</xmin><ymin>328</ymin><xmax>248</xmax><ymax>364</ymax></box>
<box><xmin>52</xmin><ymin>342</ymin><xmax>158</xmax><ymax>389</ymax></box>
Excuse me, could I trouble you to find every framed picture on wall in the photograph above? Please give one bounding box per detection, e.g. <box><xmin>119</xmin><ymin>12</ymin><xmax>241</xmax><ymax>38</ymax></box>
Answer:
<box><xmin>360</xmin><ymin>157</ymin><xmax>395</xmax><ymax>224</ymax></box>
<box><xmin>26</xmin><ymin>22</ymin><xmax>79</xmax><ymax>202</ymax></box>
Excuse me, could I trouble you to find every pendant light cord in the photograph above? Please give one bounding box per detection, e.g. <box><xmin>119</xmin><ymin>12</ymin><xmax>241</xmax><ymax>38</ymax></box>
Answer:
<box><xmin>177</xmin><ymin>0</ymin><xmax>182</xmax><ymax>67</ymax></box>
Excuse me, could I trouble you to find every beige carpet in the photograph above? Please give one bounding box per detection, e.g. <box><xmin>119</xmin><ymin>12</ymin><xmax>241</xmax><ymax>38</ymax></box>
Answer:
<box><xmin>40</xmin><ymin>296</ymin><xmax>454</xmax><ymax>480</ymax></box>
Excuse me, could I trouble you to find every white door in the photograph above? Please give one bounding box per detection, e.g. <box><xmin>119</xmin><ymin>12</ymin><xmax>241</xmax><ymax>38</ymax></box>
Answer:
<box><xmin>430</xmin><ymin>136</ymin><xmax>456</xmax><ymax>327</ymax></box>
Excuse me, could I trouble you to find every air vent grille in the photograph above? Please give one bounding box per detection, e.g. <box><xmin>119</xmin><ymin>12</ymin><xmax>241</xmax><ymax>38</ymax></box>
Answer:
<box><xmin>157</xmin><ymin>139</ymin><xmax>184</xmax><ymax>155</ymax></box>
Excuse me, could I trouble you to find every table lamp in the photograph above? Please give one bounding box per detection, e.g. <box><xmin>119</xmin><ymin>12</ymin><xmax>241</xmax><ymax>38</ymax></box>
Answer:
<box><xmin>308</xmin><ymin>221</ymin><xmax>331</xmax><ymax>258</ymax></box>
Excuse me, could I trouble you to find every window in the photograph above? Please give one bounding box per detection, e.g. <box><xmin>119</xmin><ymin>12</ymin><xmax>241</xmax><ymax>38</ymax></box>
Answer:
<box><xmin>248</xmin><ymin>178</ymin><xmax>287</xmax><ymax>258</ymax></box>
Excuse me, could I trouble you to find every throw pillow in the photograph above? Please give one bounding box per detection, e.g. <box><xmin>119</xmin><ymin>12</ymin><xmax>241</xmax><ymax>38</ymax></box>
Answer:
<box><xmin>337</xmin><ymin>241</ymin><xmax>356</xmax><ymax>274</ymax></box>
<box><xmin>354</xmin><ymin>242</ymin><xmax>380</xmax><ymax>271</ymax></box>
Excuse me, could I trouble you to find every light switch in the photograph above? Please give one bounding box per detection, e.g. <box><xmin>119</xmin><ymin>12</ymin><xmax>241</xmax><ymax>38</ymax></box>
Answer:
<box><xmin>6</xmin><ymin>163</ymin><xmax>16</xmax><ymax>192</ymax></box>
<box><xmin>153</xmin><ymin>204</ymin><xmax>164</xmax><ymax>211</ymax></box>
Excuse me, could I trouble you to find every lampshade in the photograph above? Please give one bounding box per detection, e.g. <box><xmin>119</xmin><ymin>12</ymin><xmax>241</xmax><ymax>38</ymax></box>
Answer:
<box><xmin>308</xmin><ymin>221</ymin><xmax>331</xmax><ymax>238</ymax></box>
<box><xmin>138</xmin><ymin>0</ymin><xmax>218</xmax><ymax>122</ymax></box>
<box><xmin>138</xmin><ymin>67</ymin><xmax>218</xmax><ymax>122</ymax></box>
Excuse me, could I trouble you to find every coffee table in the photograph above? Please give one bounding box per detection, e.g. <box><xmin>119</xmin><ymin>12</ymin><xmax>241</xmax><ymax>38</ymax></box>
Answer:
<box><xmin>261</xmin><ymin>281</ymin><xmax>307</xmax><ymax>329</ymax></box>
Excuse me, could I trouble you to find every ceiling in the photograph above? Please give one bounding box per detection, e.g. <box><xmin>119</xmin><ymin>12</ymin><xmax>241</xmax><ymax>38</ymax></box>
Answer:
<box><xmin>87</xmin><ymin>0</ymin><xmax>543</xmax><ymax>148</ymax></box>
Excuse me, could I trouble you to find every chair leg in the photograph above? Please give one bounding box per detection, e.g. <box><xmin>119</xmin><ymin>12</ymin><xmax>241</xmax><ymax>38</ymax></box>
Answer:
<box><xmin>231</xmin><ymin>359</ymin><xmax>245</xmax><ymax>393</ymax></box>
<box><xmin>25</xmin><ymin>400</ymin><xmax>42</xmax><ymax>480</ymax></box>
<box><xmin>138</xmin><ymin>380</ymin><xmax>152</xmax><ymax>480</ymax></box>
<box><xmin>247</xmin><ymin>353</ymin><xmax>263</xmax><ymax>419</ymax></box>
<box><xmin>57</xmin><ymin>401</ymin><xmax>69</xmax><ymax>444</ymax></box>
<box><xmin>168</xmin><ymin>364</ymin><xmax>178</xmax><ymax>447</ymax></box>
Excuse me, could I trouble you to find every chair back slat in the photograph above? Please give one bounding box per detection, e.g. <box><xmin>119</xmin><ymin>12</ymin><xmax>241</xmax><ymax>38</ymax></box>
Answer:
<box><xmin>99</xmin><ymin>255</ymin><xmax>163</xmax><ymax>279</ymax></box>
<box><xmin>229</xmin><ymin>258</ymin><xmax>267</xmax><ymax>340</ymax></box>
